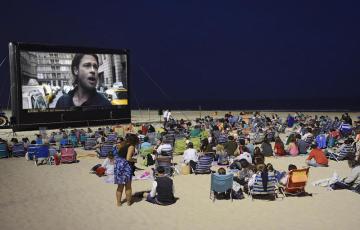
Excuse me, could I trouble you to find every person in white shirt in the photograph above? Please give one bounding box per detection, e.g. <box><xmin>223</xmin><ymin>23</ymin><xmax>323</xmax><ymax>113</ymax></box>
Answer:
<box><xmin>235</xmin><ymin>151</ymin><xmax>252</xmax><ymax>165</ymax></box>
<box><xmin>183</xmin><ymin>142</ymin><xmax>198</xmax><ymax>164</ymax></box>
<box><xmin>163</xmin><ymin>109</ymin><xmax>169</xmax><ymax>127</ymax></box>
<box><xmin>101</xmin><ymin>152</ymin><xmax>115</xmax><ymax>183</ymax></box>
<box><xmin>166</xmin><ymin>110</ymin><xmax>172</xmax><ymax>121</ymax></box>
<box><xmin>301</xmin><ymin>128</ymin><xmax>313</xmax><ymax>141</ymax></box>
<box><xmin>156</xmin><ymin>139</ymin><xmax>173</xmax><ymax>156</ymax></box>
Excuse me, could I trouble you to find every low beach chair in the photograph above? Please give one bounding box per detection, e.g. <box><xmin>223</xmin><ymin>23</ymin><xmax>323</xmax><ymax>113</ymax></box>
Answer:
<box><xmin>154</xmin><ymin>156</ymin><xmax>174</xmax><ymax>177</ymax></box>
<box><xmin>249</xmin><ymin>172</ymin><xmax>277</xmax><ymax>200</ymax></box>
<box><xmin>0</xmin><ymin>142</ymin><xmax>9</xmax><ymax>158</ymax></box>
<box><xmin>27</xmin><ymin>144</ymin><xmax>40</xmax><ymax>160</ymax></box>
<box><xmin>107</xmin><ymin>133</ymin><xmax>117</xmax><ymax>143</ymax></box>
<box><xmin>12</xmin><ymin>142</ymin><xmax>26</xmax><ymax>157</ymax></box>
<box><xmin>146</xmin><ymin>132</ymin><xmax>157</xmax><ymax>145</ymax></box>
<box><xmin>278</xmin><ymin>168</ymin><xmax>310</xmax><ymax>197</ymax></box>
<box><xmin>210</xmin><ymin>173</ymin><xmax>234</xmax><ymax>202</ymax></box>
<box><xmin>69</xmin><ymin>134</ymin><xmax>78</xmax><ymax>147</ymax></box>
<box><xmin>34</xmin><ymin>145</ymin><xmax>50</xmax><ymax>166</ymax></box>
<box><xmin>159</xmin><ymin>149</ymin><xmax>173</xmax><ymax>159</ymax></box>
<box><xmin>60</xmin><ymin>145</ymin><xmax>77</xmax><ymax>163</ymax></box>
<box><xmin>194</xmin><ymin>154</ymin><xmax>213</xmax><ymax>174</ymax></box>
<box><xmin>316</xmin><ymin>134</ymin><xmax>327</xmax><ymax>149</ymax></box>
<box><xmin>97</xmin><ymin>142</ymin><xmax>114</xmax><ymax>158</ymax></box>
<box><xmin>84</xmin><ymin>138</ymin><xmax>96</xmax><ymax>150</ymax></box>
<box><xmin>163</xmin><ymin>134</ymin><xmax>175</xmax><ymax>147</ymax></box>
<box><xmin>80</xmin><ymin>134</ymin><xmax>87</xmax><ymax>146</ymax></box>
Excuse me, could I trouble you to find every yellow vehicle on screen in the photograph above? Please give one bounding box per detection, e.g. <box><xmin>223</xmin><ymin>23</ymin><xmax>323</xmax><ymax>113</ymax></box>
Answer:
<box><xmin>105</xmin><ymin>88</ymin><xmax>128</xmax><ymax>105</ymax></box>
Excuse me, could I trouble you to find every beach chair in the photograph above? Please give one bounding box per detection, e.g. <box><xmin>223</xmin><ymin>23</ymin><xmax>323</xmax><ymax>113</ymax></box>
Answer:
<box><xmin>107</xmin><ymin>133</ymin><xmax>117</xmax><ymax>143</ymax></box>
<box><xmin>80</xmin><ymin>134</ymin><xmax>87</xmax><ymax>146</ymax></box>
<box><xmin>163</xmin><ymin>134</ymin><xmax>175</xmax><ymax>147</ymax></box>
<box><xmin>84</xmin><ymin>138</ymin><xmax>97</xmax><ymax>150</ymax></box>
<box><xmin>0</xmin><ymin>142</ymin><xmax>9</xmax><ymax>158</ymax></box>
<box><xmin>339</xmin><ymin>123</ymin><xmax>352</xmax><ymax>138</ymax></box>
<box><xmin>60</xmin><ymin>145</ymin><xmax>77</xmax><ymax>163</ymax></box>
<box><xmin>12</xmin><ymin>142</ymin><xmax>26</xmax><ymax>157</ymax></box>
<box><xmin>316</xmin><ymin>134</ymin><xmax>327</xmax><ymax>149</ymax></box>
<box><xmin>146</xmin><ymin>132</ymin><xmax>157</xmax><ymax>145</ymax></box>
<box><xmin>154</xmin><ymin>156</ymin><xmax>174</xmax><ymax>177</ymax></box>
<box><xmin>27</xmin><ymin>144</ymin><xmax>40</xmax><ymax>160</ymax></box>
<box><xmin>217</xmin><ymin>134</ymin><xmax>228</xmax><ymax>144</ymax></box>
<box><xmin>140</xmin><ymin>147</ymin><xmax>153</xmax><ymax>166</ymax></box>
<box><xmin>34</xmin><ymin>145</ymin><xmax>50</xmax><ymax>166</ymax></box>
<box><xmin>305</xmin><ymin>134</ymin><xmax>314</xmax><ymax>146</ymax></box>
<box><xmin>265</xmin><ymin>130</ymin><xmax>276</xmax><ymax>142</ymax></box>
<box><xmin>194</xmin><ymin>154</ymin><xmax>213</xmax><ymax>174</ymax></box>
<box><xmin>69</xmin><ymin>134</ymin><xmax>78</xmax><ymax>147</ymax></box>
<box><xmin>253</xmin><ymin>132</ymin><xmax>265</xmax><ymax>144</ymax></box>
<box><xmin>174</xmin><ymin>138</ymin><xmax>187</xmax><ymax>155</ymax></box>
<box><xmin>210</xmin><ymin>173</ymin><xmax>234</xmax><ymax>202</ymax></box>
<box><xmin>327</xmin><ymin>136</ymin><xmax>337</xmax><ymax>148</ymax></box>
<box><xmin>97</xmin><ymin>142</ymin><xmax>114</xmax><ymax>158</ymax></box>
<box><xmin>326</xmin><ymin>150</ymin><xmax>340</xmax><ymax>162</ymax></box>
<box><xmin>249</xmin><ymin>172</ymin><xmax>277</xmax><ymax>200</ymax></box>
<box><xmin>159</xmin><ymin>148</ymin><xmax>173</xmax><ymax>159</ymax></box>
<box><xmin>278</xmin><ymin>168</ymin><xmax>310</xmax><ymax>197</ymax></box>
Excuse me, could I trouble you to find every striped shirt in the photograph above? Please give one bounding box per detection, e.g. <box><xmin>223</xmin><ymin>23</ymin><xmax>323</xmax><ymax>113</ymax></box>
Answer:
<box><xmin>338</xmin><ymin>144</ymin><xmax>355</xmax><ymax>160</ymax></box>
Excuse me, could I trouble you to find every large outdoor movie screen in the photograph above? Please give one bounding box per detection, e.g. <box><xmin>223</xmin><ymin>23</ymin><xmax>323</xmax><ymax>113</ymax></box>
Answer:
<box><xmin>20</xmin><ymin>51</ymin><xmax>128</xmax><ymax>111</ymax></box>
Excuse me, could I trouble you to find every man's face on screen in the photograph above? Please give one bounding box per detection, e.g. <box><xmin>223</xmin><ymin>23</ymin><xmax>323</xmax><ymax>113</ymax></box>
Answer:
<box><xmin>75</xmin><ymin>55</ymin><xmax>99</xmax><ymax>91</ymax></box>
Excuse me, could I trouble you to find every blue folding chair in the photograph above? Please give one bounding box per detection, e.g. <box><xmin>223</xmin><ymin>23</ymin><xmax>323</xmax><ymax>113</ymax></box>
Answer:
<box><xmin>210</xmin><ymin>173</ymin><xmax>234</xmax><ymax>202</ymax></box>
<box><xmin>98</xmin><ymin>142</ymin><xmax>114</xmax><ymax>158</ymax></box>
<box><xmin>69</xmin><ymin>134</ymin><xmax>78</xmax><ymax>147</ymax></box>
<box><xmin>84</xmin><ymin>138</ymin><xmax>97</xmax><ymax>150</ymax></box>
<box><xmin>250</xmin><ymin>172</ymin><xmax>277</xmax><ymax>200</ymax></box>
<box><xmin>0</xmin><ymin>142</ymin><xmax>9</xmax><ymax>158</ymax></box>
<box><xmin>316</xmin><ymin>134</ymin><xmax>327</xmax><ymax>149</ymax></box>
<box><xmin>107</xmin><ymin>133</ymin><xmax>117</xmax><ymax>143</ymax></box>
<box><xmin>27</xmin><ymin>144</ymin><xmax>40</xmax><ymax>160</ymax></box>
<box><xmin>80</xmin><ymin>134</ymin><xmax>88</xmax><ymax>146</ymax></box>
<box><xmin>34</xmin><ymin>145</ymin><xmax>49</xmax><ymax>166</ymax></box>
<box><xmin>12</xmin><ymin>143</ymin><xmax>26</xmax><ymax>157</ymax></box>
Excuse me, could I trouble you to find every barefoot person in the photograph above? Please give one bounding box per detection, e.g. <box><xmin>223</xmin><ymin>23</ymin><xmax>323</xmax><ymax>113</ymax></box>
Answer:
<box><xmin>114</xmin><ymin>134</ymin><xmax>139</xmax><ymax>206</ymax></box>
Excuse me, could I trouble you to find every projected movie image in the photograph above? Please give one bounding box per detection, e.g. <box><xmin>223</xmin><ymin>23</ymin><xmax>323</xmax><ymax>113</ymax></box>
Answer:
<box><xmin>20</xmin><ymin>51</ymin><xmax>128</xmax><ymax>110</ymax></box>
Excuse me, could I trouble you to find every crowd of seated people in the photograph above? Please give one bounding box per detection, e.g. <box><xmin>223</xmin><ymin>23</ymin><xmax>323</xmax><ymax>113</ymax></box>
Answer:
<box><xmin>1</xmin><ymin>111</ymin><xmax>359</xmax><ymax>205</ymax></box>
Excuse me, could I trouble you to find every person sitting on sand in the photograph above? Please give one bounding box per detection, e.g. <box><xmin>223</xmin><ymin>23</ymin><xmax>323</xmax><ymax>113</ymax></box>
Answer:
<box><xmin>260</xmin><ymin>137</ymin><xmax>273</xmax><ymax>157</ymax></box>
<box><xmin>306</xmin><ymin>143</ymin><xmax>328</xmax><ymax>167</ymax></box>
<box><xmin>280</xmin><ymin>164</ymin><xmax>298</xmax><ymax>186</ymax></box>
<box><xmin>156</xmin><ymin>138</ymin><xmax>173</xmax><ymax>157</ymax></box>
<box><xmin>143</xmin><ymin>166</ymin><xmax>176</xmax><ymax>205</ymax></box>
<box><xmin>296</xmin><ymin>134</ymin><xmax>309</xmax><ymax>154</ymax></box>
<box><xmin>183</xmin><ymin>142</ymin><xmax>198</xmax><ymax>172</ymax></box>
<box><xmin>327</xmin><ymin>138</ymin><xmax>355</xmax><ymax>161</ymax></box>
<box><xmin>233</xmin><ymin>159</ymin><xmax>255</xmax><ymax>193</ymax></box>
<box><xmin>274</xmin><ymin>137</ymin><xmax>286</xmax><ymax>156</ymax></box>
<box><xmin>234</xmin><ymin>146</ymin><xmax>252</xmax><ymax>165</ymax></box>
<box><xmin>215</xmin><ymin>144</ymin><xmax>229</xmax><ymax>165</ymax></box>
<box><xmin>266</xmin><ymin>163</ymin><xmax>286</xmax><ymax>182</ymax></box>
<box><xmin>330</xmin><ymin>153</ymin><xmax>360</xmax><ymax>193</ymax></box>
<box><xmin>286</xmin><ymin>136</ymin><xmax>299</xmax><ymax>156</ymax></box>
<box><xmin>253</xmin><ymin>147</ymin><xmax>265</xmax><ymax>165</ymax></box>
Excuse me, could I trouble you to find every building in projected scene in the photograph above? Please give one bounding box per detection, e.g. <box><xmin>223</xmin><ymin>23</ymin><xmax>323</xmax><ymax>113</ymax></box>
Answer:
<box><xmin>20</xmin><ymin>52</ymin><xmax>128</xmax><ymax>90</ymax></box>
<box><xmin>98</xmin><ymin>54</ymin><xmax>128</xmax><ymax>90</ymax></box>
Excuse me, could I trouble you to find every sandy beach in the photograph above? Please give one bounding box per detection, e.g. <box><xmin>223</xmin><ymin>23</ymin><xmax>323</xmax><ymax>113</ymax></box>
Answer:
<box><xmin>0</xmin><ymin>111</ymin><xmax>360</xmax><ymax>230</ymax></box>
